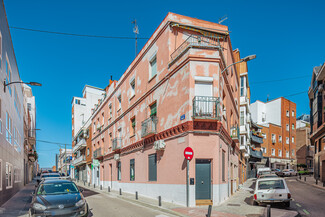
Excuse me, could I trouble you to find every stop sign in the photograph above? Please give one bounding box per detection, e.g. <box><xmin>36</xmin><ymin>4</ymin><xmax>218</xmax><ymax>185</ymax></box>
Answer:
<box><xmin>184</xmin><ymin>147</ymin><xmax>194</xmax><ymax>160</ymax></box>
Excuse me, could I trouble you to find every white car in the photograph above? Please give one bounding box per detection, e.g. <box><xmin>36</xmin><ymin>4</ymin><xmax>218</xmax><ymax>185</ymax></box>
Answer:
<box><xmin>279</xmin><ymin>169</ymin><xmax>297</xmax><ymax>177</ymax></box>
<box><xmin>253</xmin><ymin>178</ymin><xmax>291</xmax><ymax>207</ymax></box>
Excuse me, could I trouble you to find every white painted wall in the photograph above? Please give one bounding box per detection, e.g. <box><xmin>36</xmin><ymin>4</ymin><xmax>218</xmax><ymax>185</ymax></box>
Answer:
<box><xmin>250</xmin><ymin>98</ymin><xmax>281</xmax><ymax>126</ymax></box>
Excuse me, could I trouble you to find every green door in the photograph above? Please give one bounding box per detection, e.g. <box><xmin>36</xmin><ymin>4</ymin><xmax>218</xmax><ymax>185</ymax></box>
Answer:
<box><xmin>195</xmin><ymin>159</ymin><xmax>211</xmax><ymax>200</ymax></box>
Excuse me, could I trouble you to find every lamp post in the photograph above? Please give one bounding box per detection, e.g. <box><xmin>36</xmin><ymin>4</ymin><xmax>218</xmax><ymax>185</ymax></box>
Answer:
<box><xmin>4</xmin><ymin>80</ymin><xmax>42</xmax><ymax>92</ymax></box>
<box><xmin>220</xmin><ymin>54</ymin><xmax>256</xmax><ymax>74</ymax></box>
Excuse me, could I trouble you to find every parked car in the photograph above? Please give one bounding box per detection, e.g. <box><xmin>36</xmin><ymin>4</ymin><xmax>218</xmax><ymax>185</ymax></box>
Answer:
<box><xmin>272</xmin><ymin>168</ymin><xmax>281</xmax><ymax>176</ymax></box>
<box><xmin>37</xmin><ymin>173</ymin><xmax>61</xmax><ymax>185</ymax></box>
<box><xmin>30</xmin><ymin>179</ymin><xmax>89</xmax><ymax>217</ymax></box>
<box><xmin>278</xmin><ymin>169</ymin><xmax>297</xmax><ymax>177</ymax></box>
<box><xmin>253</xmin><ymin>177</ymin><xmax>291</xmax><ymax>207</ymax></box>
<box><xmin>257</xmin><ymin>167</ymin><xmax>271</xmax><ymax>178</ymax></box>
<box><xmin>258</xmin><ymin>174</ymin><xmax>278</xmax><ymax>179</ymax></box>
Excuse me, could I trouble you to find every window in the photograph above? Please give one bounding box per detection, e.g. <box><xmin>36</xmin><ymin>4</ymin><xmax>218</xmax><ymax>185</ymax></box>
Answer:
<box><xmin>286</xmin><ymin>151</ymin><xmax>289</xmax><ymax>158</ymax></box>
<box><xmin>102</xmin><ymin>112</ymin><xmax>104</xmax><ymax>125</ymax></box>
<box><xmin>6</xmin><ymin>112</ymin><xmax>12</xmax><ymax>144</ymax></box>
<box><xmin>278</xmin><ymin>149</ymin><xmax>282</xmax><ymax>157</ymax></box>
<box><xmin>279</xmin><ymin>136</ymin><xmax>282</xmax><ymax>142</ymax></box>
<box><xmin>286</xmin><ymin>124</ymin><xmax>289</xmax><ymax>131</ymax></box>
<box><xmin>148</xmin><ymin>154</ymin><xmax>157</xmax><ymax>181</ymax></box>
<box><xmin>131</xmin><ymin>117</ymin><xmax>136</xmax><ymax>136</ymax></box>
<box><xmin>6</xmin><ymin>162</ymin><xmax>13</xmax><ymax>188</ymax></box>
<box><xmin>292</xmin><ymin>149</ymin><xmax>295</xmax><ymax>156</ymax></box>
<box><xmin>286</xmin><ymin>137</ymin><xmax>289</xmax><ymax>144</ymax></box>
<box><xmin>27</xmin><ymin>103</ymin><xmax>31</xmax><ymax>111</ymax></box>
<box><xmin>271</xmin><ymin>134</ymin><xmax>276</xmax><ymax>143</ymax></box>
<box><xmin>130</xmin><ymin>159</ymin><xmax>135</xmax><ymax>181</ymax></box>
<box><xmin>271</xmin><ymin>149</ymin><xmax>275</xmax><ymax>156</ymax></box>
<box><xmin>109</xmin><ymin>104</ymin><xmax>112</xmax><ymax>120</ymax></box>
<box><xmin>150</xmin><ymin>55</ymin><xmax>157</xmax><ymax>78</ymax></box>
<box><xmin>292</xmin><ymin>136</ymin><xmax>294</xmax><ymax>143</ymax></box>
<box><xmin>240</xmin><ymin>111</ymin><xmax>244</xmax><ymax>126</ymax></box>
<box><xmin>93</xmin><ymin>122</ymin><xmax>96</xmax><ymax>133</ymax></box>
<box><xmin>87</xmin><ymin>148</ymin><xmax>89</xmax><ymax>156</ymax></box>
<box><xmin>117</xmin><ymin>161</ymin><xmax>121</xmax><ymax>181</ymax></box>
<box><xmin>262</xmin><ymin>113</ymin><xmax>266</xmax><ymax>122</ymax></box>
<box><xmin>286</xmin><ymin>110</ymin><xmax>289</xmax><ymax>117</ymax></box>
<box><xmin>0</xmin><ymin>32</ymin><xmax>2</xmax><ymax>69</ymax></box>
<box><xmin>150</xmin><ymin>102</ymin><xmax>157</xmax><ymax>117</ymax></box>
<box><xmin>261</xmin><ymin>147</ymin><xmax>267</xmax><ymax>154</ymax></box>
<box><xmin>240</xmin><ymin>135</ymin><xmax>244</xmax><ymax>146</ymax></box>
<box><xmin>14</xmin><ymin>167</ymin><xmax>20</xmax><ymax>183</ymax></box>
<box><xmin>222</xmin><ymin>151</ymin><xmax>225</xmax><ymax>181</ymax></box>
<box><xmin>6</xmin><ymin>58</ymin><xmax>12</xmax><ymax>95</ymax></box>
<box><xmin>240</xmin><ymin>77</ymin><xmax>244</xmax><ymax>96</ymax></box>
<box><xmin>75</xmin><ymin>99</ymin><xmax>80</xmax><ymax>105</ymax></box>
<box><xmin>262</xmin><ymin>133</ymin><xmax>266</xmax><ymax>139</ymax></box>
<box><xmin>292</xmin><ymin>110</ymin><xmax>295</xmax><ymax>117</ymax></box>
<box><xmin>117</xmin><ymin>95</ymin><xmax>122</xmax><ymax>110</ymax></box>
<box><xmin>130</xmin><ymin>79</ymin><xmax>135</xmax><ymax>98</ymax></box>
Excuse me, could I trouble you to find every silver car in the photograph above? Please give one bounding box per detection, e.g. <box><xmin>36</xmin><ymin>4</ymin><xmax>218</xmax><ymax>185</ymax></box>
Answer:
<box><xmin>253</xmin><ymin>178</ymin><xmax>291</xmax><ymax>207</ymax></box>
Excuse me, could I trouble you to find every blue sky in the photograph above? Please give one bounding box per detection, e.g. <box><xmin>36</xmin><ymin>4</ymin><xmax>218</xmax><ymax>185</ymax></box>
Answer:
<box><xmin>4</xmin><ymin>0</ymin><xmax>325</xmax><ymax>167</ymax></box>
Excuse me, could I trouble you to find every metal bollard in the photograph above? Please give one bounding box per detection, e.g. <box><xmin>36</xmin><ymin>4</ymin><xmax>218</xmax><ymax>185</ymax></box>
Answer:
<box><xmin>94</xmin><ymin>184</ymin><xmax>95</xmax><ymax>188</ymax></box>
<box><xmin>119</xmin><ymin>188</ymin><xmax>122</xmax><ymax>195</ymax></box>
<box><xmin>304</xmin><ymin>177</ymin><xmax>306</xmax><ymax>182</ymax></box>
<box><xmin>206</xmin><ymin>205</ymin><xmax>212</xmax><ymax>217</ymax></box>
<box><xmin>267</xmin><ymin>205</ymin><xmax>271</xmax><ymax>217</ymax></box>
<box><xmin>135</xmin><ymin>191</ymin><xmax>138</xmax><ymax>200</ymax></box>
<box><xmin>84</xmin><ymin>181</ymin><xmax>86</xmax><ymax>186</ymax></box>
<box><xmin>316</xmin><ymin>179</ymin><xmax>318</xmax><ymax>185</ymax></box>
<box><xmin>323</xmin><ymin>182</ymin><xmax>325</xmax><ymax>187</ymax></box>
<box><xmin>299</xmin><ymin>174</ymin><xmax>301</xmax><ymax>180</ymax></box>
<box><xmin>88</xmin><ymin>182</ymin><xmax>90</xmax><ymax>187</ymax></box>
<box><xmin>100</xmin><ymin>185</ymin><xmax>102</xmax><ymax>190</ymax></box>
<box><xmin>108</xmin><ymin>186</ymin><xmax>110</xmax><ymax>192</ymax></box>
<box><xmin>158</xmin><ymin>196</ymin><xmax>161</xmax><ymax>206</ymax></box>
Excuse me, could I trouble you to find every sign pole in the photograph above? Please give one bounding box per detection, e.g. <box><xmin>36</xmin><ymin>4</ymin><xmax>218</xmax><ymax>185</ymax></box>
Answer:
<box><xmin>186</xmin><ymin>159</ymin><xmax>189</xmax><ymax>207</ymax></box>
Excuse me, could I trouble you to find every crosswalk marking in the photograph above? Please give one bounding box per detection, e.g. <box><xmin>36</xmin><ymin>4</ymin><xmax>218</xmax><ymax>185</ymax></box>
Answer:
<box><xmin>303</xmin><ymin>209</ymin><xmax>310</xmax><ymax>215</ymax></box>
<box><xmin>296</xmin><ymin>203</ymin><xmax>301</xmax><ymax>207</ymax></box>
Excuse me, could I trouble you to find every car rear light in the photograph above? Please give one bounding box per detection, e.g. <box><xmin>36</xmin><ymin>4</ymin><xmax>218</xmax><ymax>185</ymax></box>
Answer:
<box><xmin>254</xmin><ymin>194</ymin><xmax>257</xmax><ymax>200</ymax></box>
<box><xmin>288</xmin><ymin>193</ymin><xmax>291</xmax><ymax>199</ymax></box>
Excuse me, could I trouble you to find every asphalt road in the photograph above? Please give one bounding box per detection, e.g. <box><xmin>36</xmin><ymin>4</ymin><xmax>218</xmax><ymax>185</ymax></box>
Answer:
<box><xmin>82</xmin><ymin>188</ymin><xmax>177</xmax><ymax>217</ymax></box>
<box><xmin>286</xmin><ymin>177</ymin><xmax>325</xmax><ymax>217</ymax></box>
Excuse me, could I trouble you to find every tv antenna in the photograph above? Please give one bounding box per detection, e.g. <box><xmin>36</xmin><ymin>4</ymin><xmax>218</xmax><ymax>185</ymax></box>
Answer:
<box><xmin>132</xmin><ymin>19</ymin><xmax>139</xmax><ymax>57</ymax></box>
<box><xmin>218</xmin><ymin>15</ymin><xmax>228</xmax><ymax>24</ymax></box>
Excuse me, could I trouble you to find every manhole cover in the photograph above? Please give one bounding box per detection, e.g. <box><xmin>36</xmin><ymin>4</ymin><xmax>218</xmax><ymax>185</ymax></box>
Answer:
<box><xmin>227</xmin><ymin>203</ymin><xmax>241</xmax><ymax>206</ymax></box>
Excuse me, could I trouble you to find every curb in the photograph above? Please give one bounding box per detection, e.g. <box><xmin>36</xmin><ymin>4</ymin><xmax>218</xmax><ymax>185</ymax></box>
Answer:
<box><xmin>296</xmin><ymin>178</ymin><xmax>325</xmax><ymax>191</ymax></box>
<box><xmin>76</xmin><ymin>183</ymin><xmax>188</xmax><ymax>217</ymax></box>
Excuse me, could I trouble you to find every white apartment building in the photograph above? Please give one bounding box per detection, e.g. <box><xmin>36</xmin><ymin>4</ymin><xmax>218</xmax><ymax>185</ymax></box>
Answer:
<box><xmin>58</xmin><ymin>148</ymin><xmax>72</xmax><ymax>175</ymax></box>
<box><xmin>71</xmin><ymin>85</ymin><xmax>105</xmax><ymax>181</ymax></box>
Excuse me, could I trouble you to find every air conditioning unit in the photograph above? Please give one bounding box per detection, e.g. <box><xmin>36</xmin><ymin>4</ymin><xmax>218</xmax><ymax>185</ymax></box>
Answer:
<box><xmin>154</xmin><ymin>140</ymin><xmax>166</xmax><ymax>150</ymax></box>
<box><xmin>114</xmin><ymin>154</ymin><xmax>120</xmax><ymax>161</ymax></box>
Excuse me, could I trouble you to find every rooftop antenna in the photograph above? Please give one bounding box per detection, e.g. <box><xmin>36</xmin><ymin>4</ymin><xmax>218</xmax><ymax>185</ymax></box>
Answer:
<box><xmin>267</xmin><ymin>94</ymin><xmax>270</xmax><ymax>102</ymax></box>
<box><xmin>132</xmin><ymin>19</ymin><xmax>139</xmax><ymax>57</ymax></box>
<box><xmin>218</xmin><ymin>15</ymin><xmax>228</xmax><ymax>24</ymax></box>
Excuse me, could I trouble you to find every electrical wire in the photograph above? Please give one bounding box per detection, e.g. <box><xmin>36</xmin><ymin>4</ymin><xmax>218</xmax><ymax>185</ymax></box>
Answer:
<box><xmin>9</xmin><ymin>26</ymin><xmax>150</xmax><ymax>40</ymax></box>
<box><xmin>36</xmin><ymin>139</ymin><xmax>71</xmax><ymax>146</ymax></box>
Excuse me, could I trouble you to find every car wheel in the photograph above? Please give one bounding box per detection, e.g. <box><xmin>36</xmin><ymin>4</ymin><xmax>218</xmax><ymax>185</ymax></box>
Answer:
<box><xmin>253</xmin><ymin>201</ymin><xmax>258</xmax><ymax>206</ymax></box>
<box><xmin>284</xmin><ymin>201</ymin><xmax>290</xmax><ymax>207</ymax></box>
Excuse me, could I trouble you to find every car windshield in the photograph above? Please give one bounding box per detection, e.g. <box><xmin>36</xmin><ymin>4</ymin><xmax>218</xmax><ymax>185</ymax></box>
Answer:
<box><xmin>37</xmin><ymin>183</ymin><xmax>79</xmax><ymax>195</ymax></box>
<box><xmin>42</xmin><ymin>174</ymin><xmax>60</xmax><ymax>178</ymax></box>
<box><xmin>261</xmin><ymin>175</ymin><xmax>277</xmax><ymax>178</ymax></box>
<box><xmin>258</xmin><ymin>180</ymin><xmax>285</xmax><ymax>190</ymax></box>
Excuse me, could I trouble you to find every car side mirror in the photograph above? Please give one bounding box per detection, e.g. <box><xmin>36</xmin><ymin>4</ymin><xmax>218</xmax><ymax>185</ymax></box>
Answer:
<box><xmin>79</xmin><ymin>188</ymin><xmax>84</xmax><ymax>192</ymax></box>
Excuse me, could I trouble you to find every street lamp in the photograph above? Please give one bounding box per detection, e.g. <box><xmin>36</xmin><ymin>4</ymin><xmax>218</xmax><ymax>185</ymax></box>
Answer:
<box><xmin>4</xmin><ymin>80</ymin><xmax>42</xmax><ymax>92</ymax></box>
<box><xmin>221</xmin><ymin>54</ymin><xmax>256</xmax><ymax>74</ymax></box>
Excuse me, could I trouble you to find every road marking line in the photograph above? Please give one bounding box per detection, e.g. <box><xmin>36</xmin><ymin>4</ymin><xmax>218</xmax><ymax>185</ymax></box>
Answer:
<box><xmin>296</xmin><ymin>203</ymin><xmax>301</xmax><ymax>207</ymax></box>
<box><xmin>303</xmin><ymin>209</ymin><xmax>310</xmax><ymax>215</ymax></box>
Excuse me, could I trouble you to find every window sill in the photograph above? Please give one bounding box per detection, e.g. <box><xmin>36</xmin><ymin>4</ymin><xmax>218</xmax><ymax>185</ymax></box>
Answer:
<box><xmin>130</xmin><ymin>134</ymin><xmax>135</xmax><ymax>138</ymax></box>
<box><xmin>129</xmin><ymin>94</ymin><xmax>135</xmax><ymax>101</ymax></box>
<box><xmin>148</xmin><ymin>74</ymin><xmax>157</xmax><ymax>83</ymax></box>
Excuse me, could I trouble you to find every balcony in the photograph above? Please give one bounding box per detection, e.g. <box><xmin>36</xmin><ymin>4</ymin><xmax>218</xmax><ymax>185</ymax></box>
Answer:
<box><xmin>73</xmin><ymin>138</ymin><xmax>86</xmax><ymax>153</ymax></box>
<box><xmin>93</xmin><ymin>148</ymin><xmax>103</xmax><ymax>159</ymax></box>
<box><xmin>28</xmin><ymin>151</ymin><xmax>37</xmax><ymax>162</ymax></box>
<box><xmin>112</xmin><ymin>138</ymin><xmax>122</xmax><ymax>151</ymax></box>
<box><xmin>141</xmin><ymin>116</ymin><xmax>158</xmax><ymax>138</ymax></box>
<box><xmin>170</xmin><ymin>35</ymin><xmax>220</xmax><ymax>64</ymax></box>
<box><xmin>251</xmin><ymin>132</ymin><xmax>264</xmax><ymax>144</ymax></box>
<box><xmin>240</xmin><ymin>144</ymin><xmax>247</xmax><ymax>153</ymax></box>
<box><xmin>230</xmin><ymin>125</ymin><xmax>239</xmax><ymax>142</ymax></box>
<box><xmin>250</xmin><ymin>147</ymin><xmax>263</xmax><ymax>159</ymax></box>
<box><xmin>73</xmin><ymin>155</ymin><xmax>86</xmax><ymax>166</ymax></box>
<box><xmin>193</xmin><ymin>96</ymin><xmax>220</xmax><ymax>120</ymax></box>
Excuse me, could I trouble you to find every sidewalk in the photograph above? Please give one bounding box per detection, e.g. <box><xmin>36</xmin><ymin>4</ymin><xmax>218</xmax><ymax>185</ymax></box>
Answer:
<box><xmin>0</xmin><ymin>181</ymin><xmax>35</xmax><ymax>217</ymax></box>
<box><xmin>76</xmin><ymin>179</ymin><xmax>298</xmax><ymax>217</ymax></box>
<box><xmin>296</xmin><ymin>174</ymin><xmax>325</xmax><ymax>190</ymax></box>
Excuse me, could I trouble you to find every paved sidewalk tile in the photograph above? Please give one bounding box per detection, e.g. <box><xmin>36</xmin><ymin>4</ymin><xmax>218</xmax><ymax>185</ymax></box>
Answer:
<box><xmin>0</xmin><ymin>181</ymin><xmax>35</xmax><ymax>217</ymax></box>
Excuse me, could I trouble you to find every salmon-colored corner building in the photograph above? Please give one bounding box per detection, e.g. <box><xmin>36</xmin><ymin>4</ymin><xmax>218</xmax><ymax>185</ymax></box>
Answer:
<box><xmin>81</xmin><ymin>13</ymin><xmax>242</xmax><ymax>207</ymax></box>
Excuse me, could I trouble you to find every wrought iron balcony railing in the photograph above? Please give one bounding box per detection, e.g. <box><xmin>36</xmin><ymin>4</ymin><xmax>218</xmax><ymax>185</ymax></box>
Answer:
<box><xmin>230</xmin><ymin>125</ymin><xmax>240</xmax><ymax>141</ymax></box>
<box><xmin>73</xmin><ymin>138</ymin><xmax>86</xmax><ymax>153</ymax></box>
<box><xmin>193</xmin><ymin>96</ymin><xmax>220</xmax><ymax>119</ymax></box>
<box><xmin>73</xmin><ymin>155</ymin><xmax>86</xmax><ymax>166</ymax></box>
<box><xmin>141</xmin><ymin>116</ymin><xmax>158</xmax><ymax>138</ymax></box>
<box><xmin>112</xmin><ymin>138</ymin><xmax>122</xmax><ymax>151</ymax></box>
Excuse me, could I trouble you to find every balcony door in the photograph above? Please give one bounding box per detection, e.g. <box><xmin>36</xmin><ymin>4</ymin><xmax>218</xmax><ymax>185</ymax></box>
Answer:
<box><xmin>195</xmin><ymin>79</ymin><xmax>213</xmax><ymax>117</ymax></box>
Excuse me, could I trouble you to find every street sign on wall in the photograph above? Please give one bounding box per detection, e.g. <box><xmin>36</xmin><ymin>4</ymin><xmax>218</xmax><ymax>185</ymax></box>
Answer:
<box><xmin>184</xmin><ymin>147</ymin><xmax>194</xmax><ymax>160</ymax></box>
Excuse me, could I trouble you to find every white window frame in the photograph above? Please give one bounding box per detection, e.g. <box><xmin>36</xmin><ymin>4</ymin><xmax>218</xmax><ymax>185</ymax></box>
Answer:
<box><xmin>262</xmin><ymin>133</ymin><xmax>266</xmax><ymax>139</ymax></box>
<box><xmin>6</xmin><ymin>162</ymin><xmax>13</xmax><ymax>189</ymax></box>
<box><xmin>102</xmin><ymin>112</ymin><xmax>104</xmax><ymax>126</ymax></box>
<box><xmin>5</xmin><ymin>55</ymin><xmax>12</xmax><ymax>95</ymax></box>
<box><xmin>286</xmin><ymin>151</ymin><xmax>289</xmax><ymax>158</ymax></box>
<box><xmin>278</xmin><ymin>149</ymin><xmax>282</xmax><ymax>157</ymax></box>
<box><xmin>149</xmin><ymin>54</ymin><xmax>157</xmax><ymax>79</ymax></box>
<box><xmin>292</xmin><ymin>110</ymin><xmax>295</xmax><ymax>117</ymax></box>
<box><xmin>14</xmin><ymin>167</ymin><xmax>21</xmax><ymax>183</ymax></box>
<box><xmin>279</xmin><ymin>135</ymin><xmax>282</xmax><ymax>142</ymax></box>
<box><xmin>272</xmin><ymin>134</ymin><xmax>276</xmax><ymax>143</ymax></box>
<box><xmin>286</xmin><ymin>110</ymin><xmax>289</xmax><ymax>117</ymax></box>
<box><xmin>117</xmin><ymin>94</ymin><xmax>122</xmax><ymax>110</ymax></box>
<box><xmin>271</xmin><ymin>148</ymin><xmax>275</xmax><ymax>156</ymax></box>
<box><xmin>130</xmin><ymin>78</ymin><xmax>135</xmax><ymax>99</ymax></box>
<box><xmin>286</xmin><ymin>137</ymin><xmax>289</xmax><ymax>144</ymax></box>
<box><xmin>0</xmin><ymin>159</ymin><xmax>2</xmax><ymax>191</ymax></box>
<box><xmin>286</xmin><ymin>124</ymin><xmax>289</xmax><ymax>131</ymax></box>
<box><xmin>108</xmin><ymin>103</ymin><xmax>112</xmax><ymax>120</ymax></box>
<box><xmin>292</xmin><ymin>149</ymin><xmax>295</xmax><ymax>156</ymax></box>
<box><xmin>292</xmin><ymin>124</ymin><xmax>295</xmax><ymax>130</ymax></box>
<box><xmin>292</xmin><ymin>136</ymin><xmax>294</xmax><ymax>143</ymax></box>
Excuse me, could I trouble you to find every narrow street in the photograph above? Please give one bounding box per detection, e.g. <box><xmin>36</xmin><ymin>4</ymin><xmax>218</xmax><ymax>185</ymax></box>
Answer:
<box><xmin>285</xmin><ymin>177</ymin><xmax>325</xmax><ymax>217</ymax></box>
<box><xmin>82</xmin><ymin>188</ymin><xmax>177</xmax><ymax>217</ymax></box>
